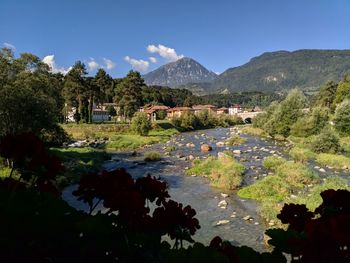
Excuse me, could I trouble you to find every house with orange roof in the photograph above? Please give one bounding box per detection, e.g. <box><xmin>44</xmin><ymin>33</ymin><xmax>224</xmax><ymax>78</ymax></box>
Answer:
<box><xmin>167</xmin><ymin>107</ymin><xmax>193</xmax><ymax>119</ymax></box>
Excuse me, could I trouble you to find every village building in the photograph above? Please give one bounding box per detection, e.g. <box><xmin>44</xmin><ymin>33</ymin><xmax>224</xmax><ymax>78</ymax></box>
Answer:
<box><xmin>92</xmin><ymin>108</ymin><xmax>110</xmax><ymax>122</ymax></box>
<box><xmin>167</xmin><ymin>107</ymin><xmax>193</xmax><ymax>119</ymax></box>
<box><xmin>192</xmin><ymin>104</ymin><xmax>217</xmax><ymax>115</ymax></box>
<box><xmin>216</xmin><ymin>107</ymin><xmax>229</xmax><ymax>114</ymax></box>
<box><xmin>142</xmin><ymin>105</ymin><xmax>170</xmax><ymax>121</ymax></box>
<box><xmin>228</xmin><ymin>104</ymin><xmax>243</xmax><ymax>115</ymax></box>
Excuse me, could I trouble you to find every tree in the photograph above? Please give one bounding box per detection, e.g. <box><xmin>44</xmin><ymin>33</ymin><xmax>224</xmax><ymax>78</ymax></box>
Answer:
<box><xmin>94</xmin><ymin>68</ymin><xmax>114</xmax><ymax>103</ymax></box>
<box><xmin>114</xmin><ymin>71</ymin><xmax>144</xmax><ymax>120</ymax></box>
<box><xmin>263</xmin><ymin>89</ymin><xmax>307</xmax><ymax>137</ymax></box>
<box><xmin>310</xmin><ymin>128</ymin><xmax>341</xmax><ymax>154</ymax></box>
<box><xmin>334</xmin><ymin>73</ymin><xmax>350</xmax><ymax>105</ymax></box>
<box><xmin>62</xmin><ymin>61</ymin><xmax>88</xmax><ymax>117</ymax></box>
<box><xmin>313</xmin><ymin>80</ymin><xmax>338</xmax><ymax>111</ymax></box>
<box><xmin>291</xmin><ymin>107</ymin><xmax>330</xmax><ymax>137</ymax></box>
<box><xmin>0</xmin><ymin>49</ymin><xmax>65</xmax><ymax>144</ymax></box>
<box><xmin>333</xmin><ymin>99</ymin><xmax>350</xmax><ymax>135</ymax></box>
<box><xmin>130</xmin><ymin>112</ymin><xmax>152</xmax><ymax>135</ymax></box>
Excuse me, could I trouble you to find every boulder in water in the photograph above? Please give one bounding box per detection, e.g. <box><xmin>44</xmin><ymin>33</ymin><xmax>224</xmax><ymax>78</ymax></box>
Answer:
<box><xmin>201</xmin><ymin>144</ymin><xmax>212</xmax><ymax>152</ymax></box>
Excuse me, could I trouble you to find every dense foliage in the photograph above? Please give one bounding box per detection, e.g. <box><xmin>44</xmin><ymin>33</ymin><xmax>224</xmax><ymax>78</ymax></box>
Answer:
<box><xmin>130</xmin><ymin>112</ymin><xmax>152</xmax><ymax>136</ymax></box>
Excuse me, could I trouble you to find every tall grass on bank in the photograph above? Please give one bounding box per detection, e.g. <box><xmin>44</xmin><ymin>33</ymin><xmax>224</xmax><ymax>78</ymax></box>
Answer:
<box><xmin>186</xmin><ymin>156</ymin><xmax>245</xmax><ymax>190</ymax></box>
<box><xmin>316</xmin><ymin>153</ymin><xmax>350</xmax><ymax>169</ymax></box>
<box><xmin>50</xmin><ymin>147</ymin><xmax>109</xmax><ymax>187</ymax></box>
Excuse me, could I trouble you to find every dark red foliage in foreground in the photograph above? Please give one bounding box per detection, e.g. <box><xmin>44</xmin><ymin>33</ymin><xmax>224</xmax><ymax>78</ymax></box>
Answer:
<box><xmin>0</xmin><ymin>132</ymin><xmax>63</xmax><ymax>195</ymax></box>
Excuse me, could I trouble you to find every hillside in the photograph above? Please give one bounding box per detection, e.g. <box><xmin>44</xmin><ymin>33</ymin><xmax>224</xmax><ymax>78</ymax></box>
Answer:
<box><xmin>208</xmin><ymin>49</ymin><xmax>350</xmax><ymax>93</ymax></box>
<box><xmin>143</xmin><ymin>57</ymin><xmax>217</xmax><ymax>87</ymax></box>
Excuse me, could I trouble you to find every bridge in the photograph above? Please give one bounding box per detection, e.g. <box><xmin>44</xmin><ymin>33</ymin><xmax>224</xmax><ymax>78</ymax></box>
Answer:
<box><xmin>236</xmin><ymin>111</ymin><xmax>265</xmax><ymax>122</ymax></box>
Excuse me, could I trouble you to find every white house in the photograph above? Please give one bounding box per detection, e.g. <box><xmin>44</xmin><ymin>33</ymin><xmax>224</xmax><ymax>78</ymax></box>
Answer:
<box><xmin>229</xmin><ymin>104</ymin><xmax>243</xmax><ymax>115</ymax></box>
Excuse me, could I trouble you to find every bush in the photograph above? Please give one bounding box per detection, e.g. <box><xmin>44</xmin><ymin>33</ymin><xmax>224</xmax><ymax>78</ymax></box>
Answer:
<box><xmin>334</xmin><ymin>99</ymin><xmax>350</xmax><ymax>135</ymax></box>
<box><xmin>227</xmin><ymin>135</ymin><xmax>247</xmax><ymax>146</ymax></box>
<box><xmin>289</xmin><ymin>147</ymin><xmax>316</xmax><ymax>163</ymax></box>
<box><xmin>262</xmin><ymin>156</ymin><xmax>287</xmax><ymax>171</ymax></box>
<box><xmin>144</xmin><ymin>151</ymin><xmax>161</xmax><ymax>162</ymax></box>
<box><xmin>238</xmin><ymin>176</ymin><xmax>291</xmax><ymax>202</ymax></box>
<box><xmin>131</xmin><ymin>112</ymin><xmax>152</xmax><ymax>136</ymax></box>
<box><xmin>186</xmin><ymin>156</ymin><xmax>245</xmax><ymax>190</ymax></box>
<box><xmin>310</xmin><ymin>128</ymin><xmax>341</xmax><ymax>154</ymax></box>
<box><xmin>275</xmin><ymin>162</ymin><xmax>319</xmax><ymax>188</ymax></box>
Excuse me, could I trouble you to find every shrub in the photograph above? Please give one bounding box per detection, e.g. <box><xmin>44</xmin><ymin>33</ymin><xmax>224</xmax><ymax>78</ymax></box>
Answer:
<box><xmin>227</xmin><ymin>135</ymin><xmax>247</xmax><ymax>146</ymax></box>
<box><xmin>262</xmin><ymin>156</ymin><xmax>287</xmax><ymax>171</ymax></box>
<box><xmin>316</xmin><ymin>153</ymin><xmax>350</xmax><ymax>169</ymax></box>
<box><xmin>241</xmin><ymin>126</ymin><xmax>267</xmax><ymax>137</ymax></box>
<box><xmin>310</xmin><ymin>128</ymin><xmax>341</xmax><ymax>154</ymax></box>
<box><xmin>186</xmin><ymin>156</ymin><xmax>245</xmax><ymax>190</ymax></box>
<box><xmin>238</xmin><ymin>176</ymin><xmax>291</xmax><ymax>202</ymax></box>
<box><xmin>334</xmin><ymin>99</ymin><xmax>350</xmax><ymax>135</ymax></box>
<box><xmin>275</xmin><ymin>162</ymin><xmax>319</xmax><ymax>188</ymax></box>
<box><xmin>289</xmin><ymin>147</ymin><xmax>316</xmax><ymax>163</ymax></box>
<box><xmin>131</xmin><ymin>112</ymin><xmax>152</xmax><ymax>136</ymax></box>
<box><xmin>144</xmin><ymin>151</ymin><xmax>161</xmax><ymax>162</ymax></box>
<box><xmin>165</xmin><ymin>146</ymin><xmax>176</xmax><ymax>152</ymax></box>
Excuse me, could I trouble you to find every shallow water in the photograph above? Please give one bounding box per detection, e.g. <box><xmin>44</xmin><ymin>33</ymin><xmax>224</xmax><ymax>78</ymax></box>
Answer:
<box><xmin>62</xmin><ymin>127</ymin><xmax>349</xmax><ymax>251</ymax></box>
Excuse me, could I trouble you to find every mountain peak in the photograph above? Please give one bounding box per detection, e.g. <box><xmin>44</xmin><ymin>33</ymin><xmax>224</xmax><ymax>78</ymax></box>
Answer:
<box><xmin>143</xmin><ymin>57</ymin><xmax>217</xmax><ymax>87</ymax></box>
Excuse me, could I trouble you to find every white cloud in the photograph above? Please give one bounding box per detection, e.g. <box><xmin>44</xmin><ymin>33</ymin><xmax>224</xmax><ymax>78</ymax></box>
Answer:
<box><xmin>147</xmin><ymin>44</ymin><xmax>184</xmax><ymax>62</ymax></box>
<box><xmin>42</xmin><ymin>55</ymin><xmax>72</xmax><ymax>75</ymax></box>
<box><xmin>103</xmin><ymin>58</ymin><xmax>116</xmax><ymax>70</ymax></box>
<box><xmin>149</xmin><ymin>56</ymin><xmax>157</xmax><ymax>63</ymax></box>
<box><xmin>88</xmin><ymin>58</ymin><xmax>99</xmax><ymax>71</ymax></box>
<box><xmin>124</xmin><ymin>56</ymin><xmax>149</xmax><ymax>72</ymax></box>
<box><xmin>3</xmin><ymin>42</ymin><xmax>16</xmax><ymax>51</ymax></box>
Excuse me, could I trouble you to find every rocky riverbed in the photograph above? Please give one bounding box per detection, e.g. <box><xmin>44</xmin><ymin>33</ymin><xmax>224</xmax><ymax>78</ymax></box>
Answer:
<box><xmin>63</xmin><ymin>126</ymin><xmax>349</xmax><ymax>252</ymax></box>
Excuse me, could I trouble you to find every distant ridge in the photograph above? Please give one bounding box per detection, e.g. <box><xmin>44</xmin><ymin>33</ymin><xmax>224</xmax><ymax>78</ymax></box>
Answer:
<box><xmin>143</xmin><ymin>57</ymin><xmax>217</xmax><ymax>87</ymax></box>
<box><xmin>206</xmin><ymin>49</ymin><xmax>350</xmax><ymax>93</ymax></box>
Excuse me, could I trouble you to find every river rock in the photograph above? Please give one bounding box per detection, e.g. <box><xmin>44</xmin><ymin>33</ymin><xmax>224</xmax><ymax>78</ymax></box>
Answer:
<box><xmin>216</xmin><ymin>141</ymin><xmax>225</xmax><ymax>147</ymax></box>
<box><xmin>232</xmin><ymin>150</ymin><xmax>241</xmax><ymax>155</ymax></box>
<box><xmin>214</xmin><ymin>220</ymin><xmax>230</xmax><ymax>226</ymax></box>
<box><xmin>218</xmin><ymin>200</ymin><xmax>227</xmax><ymax>208</ymax></box>
<box><xmin>220</xmin><ymin>193</ymin><xmax>229</xmax><ymax>198</ymax></box>
<box><xmin>186</xmin><ymin>143</ymin><xmax>195</xmax><ymax>148</ymax></box>
<box><xmin>319</xmin><ymin>168</ymin><xmax>326</xmax><ymax>173</ymax></box>
<box><xmin>217</xmin><ymin>152</ymin><xmax>231</xmax><ymax>159</ymax></box>
<box><xmin>201</xmin><ymin>144</ymin><xmax>212</xmax><ymax>152</ymax></box>
<box><xmin>243</xmin><ymin>215</ymin><xmax>252</xmax><ymax>221</ymax></box>
<box><xmin>188</xmin><ymin>155</ymin><xmax>195</xmax><ymax>161</ymax></box>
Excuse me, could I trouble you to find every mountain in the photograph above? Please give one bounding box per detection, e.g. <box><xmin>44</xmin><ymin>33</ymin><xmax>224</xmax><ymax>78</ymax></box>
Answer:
<box><xmin>206</xmin><ymin>49</ymin><xmax>350</xmax><ymax>93</ymax></box>
<box><xmin>143</xmin><ymin>57</ymin><xmax>217</xmax><ymax>87</ymax></box>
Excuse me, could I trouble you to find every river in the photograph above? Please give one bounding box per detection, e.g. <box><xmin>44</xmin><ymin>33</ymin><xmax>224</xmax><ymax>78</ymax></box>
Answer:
<box><xmin>62</xmin><ymin>126</ymin><xmax>348</xmax><ymax>252</ymax></box>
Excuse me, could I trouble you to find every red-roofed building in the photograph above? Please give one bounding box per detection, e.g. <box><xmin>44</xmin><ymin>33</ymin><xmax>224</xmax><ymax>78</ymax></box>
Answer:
<box><xmin>141</xmin><ymin>105</ymin><xmax>170</xmax><ymax>121</ymax></box>
<box><xmin>167</xmin><ymin>107</ymin><xmax>193</xmax><ymax>119</ymax></box>
<box><xmin>229</xmin><ymin>104</ymin><xmax>243</xmax><ymax>115</ymax></box>
<box><xmin>192</xmin><ymin>104</ymin><xmax>217</xmax><ymax>115</ymax></box>
<box><xmin>216</xmin><ymin>107</ymin><xmax>229</xmax><ymax>114</ymax></box>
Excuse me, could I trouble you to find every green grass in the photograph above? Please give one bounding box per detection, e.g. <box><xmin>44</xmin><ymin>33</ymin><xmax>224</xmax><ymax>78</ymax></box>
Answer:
<box><xmin>165</xmin><ymin>146</ymin><xmax>176</xmax><ymax>152</ymax></box>
<box><xmin>144</xmin><ymin>151</ymin><xmax>161</xmax><ymax>162</ymax></box>
<box><xmin>291</xmin><ymin>176</ymin><xmax>349</xmax><ymax>211</ymax></box>
<box><xmin>227</xmin><ymin>135</ymin><xmax>247</xmax><ymax>146</ymax></box>
<box><xmin>238</xmin><ymin>176</ymin><xmax>291</xmax><ymax>202</ymax></box>
<box><xmin>240</xmin><ymin>126</ymin><xmax>267</xmax><ymax>137</ymax></box>
<box><xmin>62</xmin><ymin>122</ymin><xmax>179</xmax><ymax>151</ymax></box>
<box><xmin>262</xmin><ymin>156</ymin><xmax>287</xmax><ymax>171</ymax></box>
<box><xmin>340</xmin><ymin>137</ymin><xmax>350</xmax><ymax>154</ymax></box>
<box><xmin>275</xmin><ymin>161</ymin><xmax>319</xmax><ymax>188</ymax></box>
<box><xmin>186</xmin><ymin>156</ymin><xmax>245</xmax><ymax>190</ymax></box>
<box><xmin>316</xmin><ymin>153</ymin><xmax>350</xmax><ymax>169</ymax></box>
<box><xmin>50</xmin><ymin>147</ymin><xmax>109</xmax><ymax>187</ymax></box>
<box><xmin>289</xmin><ymin>147</ymin><xmax>316</xmax><ymax>163</ymax></box>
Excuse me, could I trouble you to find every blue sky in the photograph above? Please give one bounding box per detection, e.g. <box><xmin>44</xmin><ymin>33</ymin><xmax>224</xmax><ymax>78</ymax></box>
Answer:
<box><xmin>1</xmin><ymin>0</ymin><xmax>349</xmax><ymax>77</ymax></box>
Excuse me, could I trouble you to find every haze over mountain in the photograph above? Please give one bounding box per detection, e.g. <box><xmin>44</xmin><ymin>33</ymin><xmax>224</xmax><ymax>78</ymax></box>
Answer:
<box><xmin>144</xmin><ymin>50</ymin><xmax>350</xmax><ymax>95</ymax></box>
<box><xmin>143</xmin><ymin>57</ymin><xmax>217</xmax><ymax>87</ymax></box>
